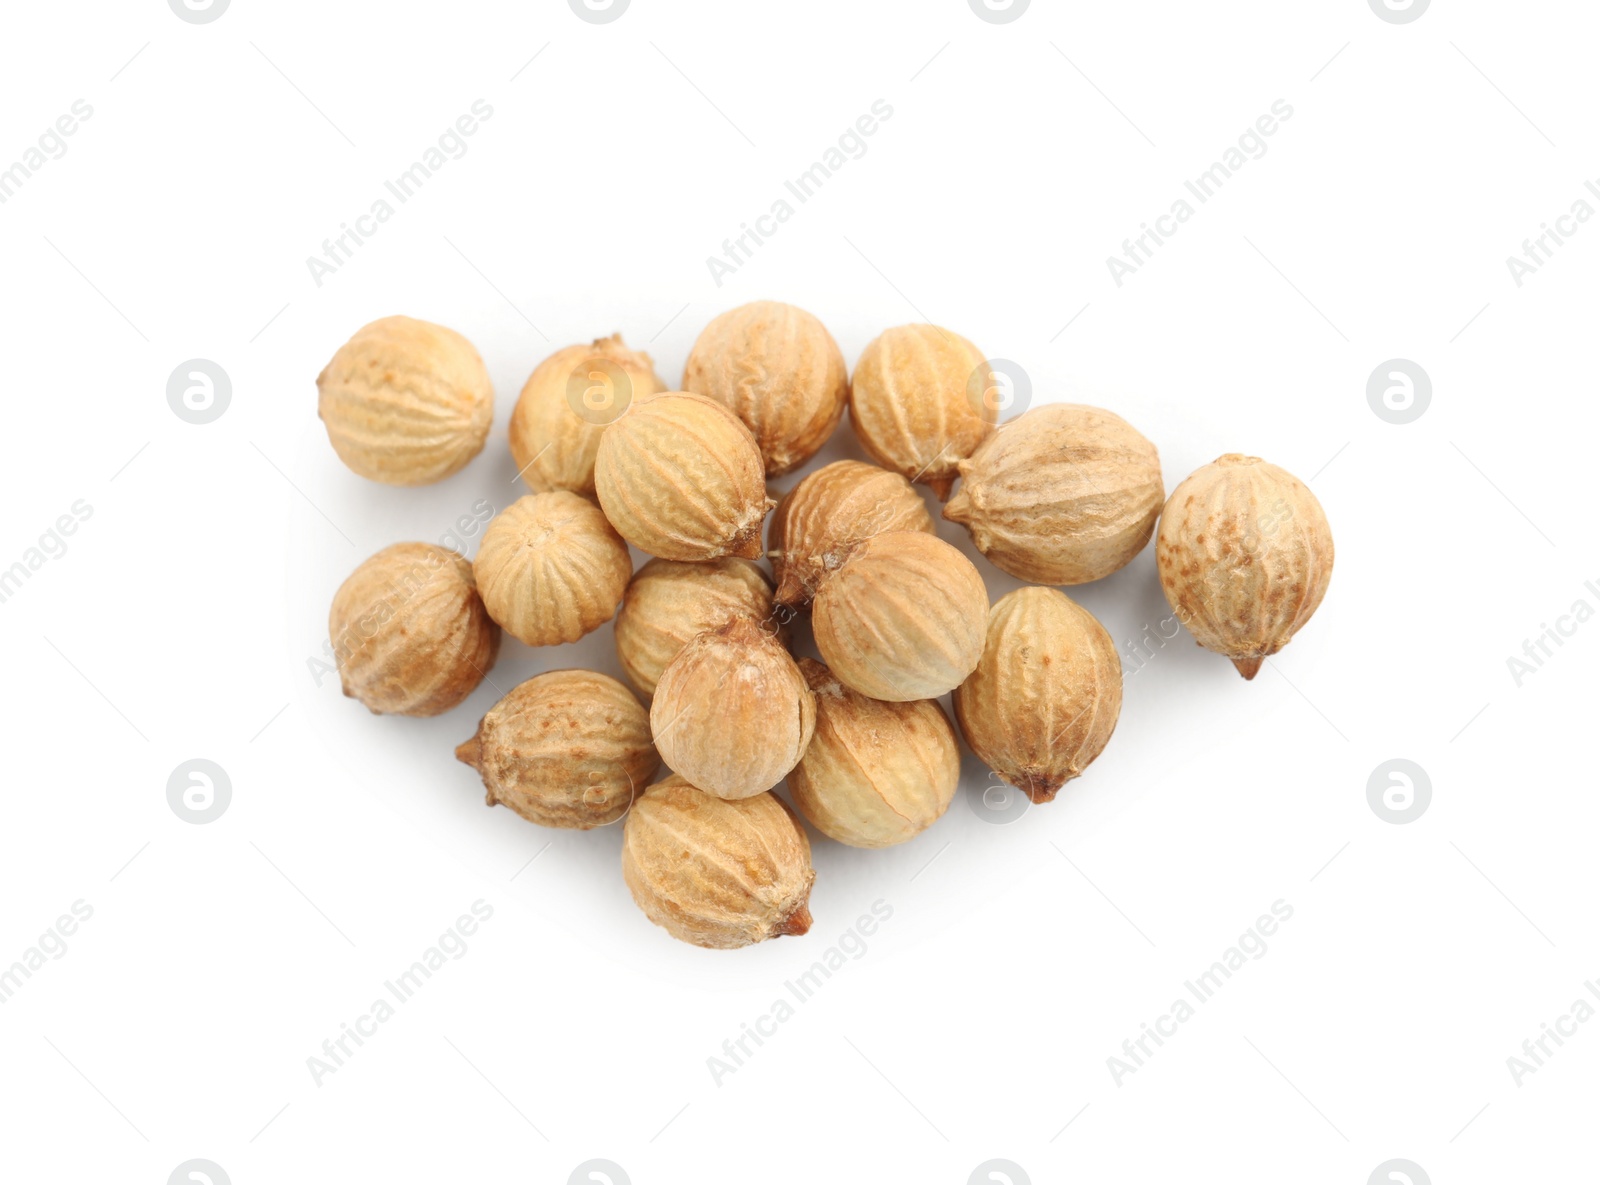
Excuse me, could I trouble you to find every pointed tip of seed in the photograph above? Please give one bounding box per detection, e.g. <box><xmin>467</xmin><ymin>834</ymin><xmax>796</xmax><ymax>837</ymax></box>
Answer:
<box><xmin>774</xmin><ymin>568</ymin><xmax>808</xmax><ymax>607</ymax></box>
<box><xmin>730</xmin><ymin>528</ymin><xmax>766</xmax><ymax>560</ymax></box>
<box><xmin>943</xmin><ymin>488</ymin><xmax>972</xmax><ymax>523</ymax></box>
<box><xmin>773</xmin><ymin>900</ymin><xmax>813</xmax><ymax>937</ymax></box>
<box><xmin>1020</xmin><ymin>772</ymin><xmax>1067</xmax><ymax>804</ymax></box>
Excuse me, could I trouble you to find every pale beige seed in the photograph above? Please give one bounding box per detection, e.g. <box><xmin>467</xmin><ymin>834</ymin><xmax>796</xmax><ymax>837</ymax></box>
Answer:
<box><xmin>1156</xmin><ymin>454</ymin><xmax>1334</xmax><ymax>679</ymax></box>
<box><xmin>455</xmin><ymin>670</ymin><xmax>658</xmax><ymax>829</ymax></box>
<box><xmin>812</xmin><ymin>531</ymin><xmax>989</xmax><ymax>701</ymax></box>
<box><xmin>769</xmin><ymin>460</ymin><xmax>935</xmax><ymax>607</ymax></box>
<box><xmin>508</xmin><ymin>334</ymin><xmax>666</xmax><ymax>496</ymax></box>
<box><xmin>621</xmin><ymin>774</ymin><xmax>814</xmax><ymax>950</ymax></box>
<box><xmin>317</xmin><ymin>315</ymin><xmax>493</xmax><ymax>486</ymax></box>
<box><xmin>682</xmin><ymin>301</ymin><xmax>849</xmax><ymax>477</ymax></box>
<box><xmin>650</xmin><ymin>616</ymin><xmax>815</xmax><ymax>800</ymax></box>
<box><xmin>789</xmin><ymin>659</ymin><xmax>960</xmax><ymax>848</ymax></box>
<box><xmin>614</xmin><ymin>558</ymin><xmax>780</xmax><ymax>698</ymax></box>
<box><xmin>944</xmin><ymin>403</ymin><xmax>1163</xmax><ymax>585</ymax></box>
<box><xmin>329</xmin><ymin>542</ymin><xmax>500</xmax><ymax>717</ymax></box>
<box><xmin>954</xmin><ymin>587</ymin><xmax>1122</xmax><ymax>804</ymax></box>
<box><xmin>848</xmin><ymin>324</ymin><xmax>995</xmax><ymax>500</ymax></box>
<box><xmin>473</xmin><ymin>492</ymin><xmax>631</xmax><ymax>647</ymax></box>
<box><xmin>594</xmin><ymin>391</ymin><xmax>775</xmax><ymax>561</ymax></box>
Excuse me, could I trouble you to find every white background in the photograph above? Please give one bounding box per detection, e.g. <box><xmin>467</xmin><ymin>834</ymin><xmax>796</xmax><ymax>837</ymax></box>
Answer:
<box><xmin>1</xmin><ymin>1</ymin><xmax>1596</xmax><ymax>1182</ymax></box>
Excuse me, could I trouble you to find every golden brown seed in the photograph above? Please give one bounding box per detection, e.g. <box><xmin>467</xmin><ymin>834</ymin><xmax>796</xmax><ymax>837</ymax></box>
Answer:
<box><xmin>812</xmin><ymin>531</ymin><xmax>989</xmax><ymax>701</ymax></box>
<box><xmin>944</xmin><ymin>403</ymin><xmax>1163</xmax><ymax>585</ymax></box>
<box><xmin>954</xmin><ymin>587</ymin><xmax>1122</xmax><ymax>804</ymax></box>
<box><xmin>329</xmin><ymin>543</ymin><xmax>500</xmax><ymax>717</ymax></box>
<box><xmin>455</xmin><ymin>670</ymin><xmax>658</xmax><ymax>829</ymax></box>
<box><xmin>317</xmin><ymin>315</ymin><xmax>493</xmax><ymax>486</ymax></box>
<box><xmin>848</xmin><ymin>324</ymin><xmax>995</xmax><ymax>500</ymax></box>
<box><xmin>788</xmin><ymin>660</ymin><xmax>960</xmax><ymax>848</ymax></box>
<box><xmin>1156</xmin><ymin>454</ymin><xmax>1334</xmax><ymax>679</ymax></box>
<box><xmin>472</xmin><ymin>492</ymin><xmax>631</xmax><ymax>647</ymax></box>
<box><xmin>614</xmin><ymin>558</ymin><xmax>780</xmax><ymax>698</ymax></box>
<box><xmin>649</xmin><ymin>616</ymin><xmax>815</xmax><ymax>800</ymax></box>
<box><xmin>682</xmin><ymin>301</ymin><xmax>849</xmax><ymax>477</ymax></box>
<box><xmin>769</xmin><ymin>460</ymin><xmax>935</xmax><ymax>607</ymax></box>
<box><xmin>594</xmin><ymin>392</ymin><xmax>775</xmax><ymax>561</ymax></box>
<box><xmin>508</xmin><ymin>334</ymin><xmax>666</xmax><ymax>496</ymax></box>
<box><xmin>621</xmin><ymin>774</ymin><xmax>814</xmax><ymax>949</ymax></box>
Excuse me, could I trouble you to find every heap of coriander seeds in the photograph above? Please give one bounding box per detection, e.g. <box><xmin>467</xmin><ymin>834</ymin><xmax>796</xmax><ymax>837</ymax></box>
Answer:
<box><xmin>319</xmin><ymin>302</ymin><xmax>1336</xmax><ymax>950</ymax></box>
